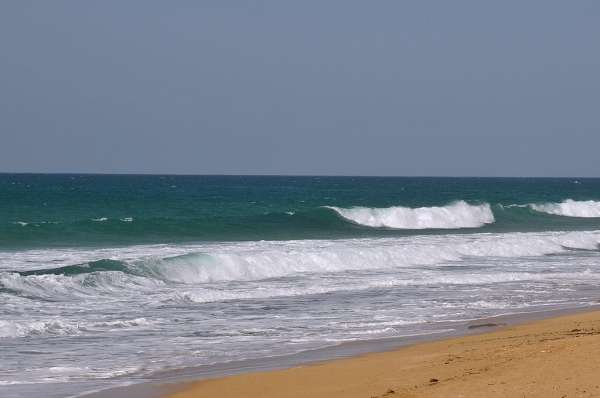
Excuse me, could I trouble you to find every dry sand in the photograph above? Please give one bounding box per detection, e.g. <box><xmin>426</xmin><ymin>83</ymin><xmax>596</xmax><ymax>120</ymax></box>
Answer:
<box><xmin>165</xmin><ymin>310</ymin><xmax>600</xmax><ymax>398</ymax></box>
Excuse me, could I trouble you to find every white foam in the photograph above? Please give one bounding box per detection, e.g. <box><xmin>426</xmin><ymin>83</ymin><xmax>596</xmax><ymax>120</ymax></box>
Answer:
<box><xmin>3</xmin><ymin>231</ymin><xmax>599</xmax><ymax>292</ymax></box>
<box><xmin>530</xmin><ymin>199</ymin><xmax>600</xmax><ymax>218</ymax></box>
<box><xmin>84</xmin><ymin>317</ymin><xmax>155</xmax><ymax>331</ymax></box>
<box><xmin>3</xmin><ymin>365</ymin><xmax>143</xmax><ymax>384</ymax></box>
<box><xmin>132</xmin><ymin>230</ymin><xmax>600</xmax><ymax>284</ymax></box>
<box><xmin>0</xmin><ymin>317</ymin><xmax>157</xmax><ymax>339</ymax></box>
<box><xmin>326</xmin><ymin>201</ymin><xmax>494</xmax><ymax>229</ymax></box>
<box><xmin>0</xmin><ymin>319</ymin><xmax>80</xmax><ymax>338</ymax></box>
<box><xmin>173</xmin><ymin>268</ymin><xmax>600</xmax><ymax>304</ymax></box>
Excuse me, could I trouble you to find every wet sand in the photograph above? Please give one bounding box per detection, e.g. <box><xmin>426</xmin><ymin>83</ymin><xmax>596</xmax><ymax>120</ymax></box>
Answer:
<box><xmin>164</xmin><ymin>309</ymin><xmax>600</xmax><ymax>398</ymax></box>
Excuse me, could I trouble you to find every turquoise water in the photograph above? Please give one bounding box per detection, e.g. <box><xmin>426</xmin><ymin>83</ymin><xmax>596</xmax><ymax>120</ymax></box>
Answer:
<box><xmin>2</xmin><ymin>174</ymin><xmax>600</xmax><ymax>397</ymax></box>
<box><xmin>3</xmin><ymin>174</ymin><xmax>600</xmax><ymax>248</ymax></box>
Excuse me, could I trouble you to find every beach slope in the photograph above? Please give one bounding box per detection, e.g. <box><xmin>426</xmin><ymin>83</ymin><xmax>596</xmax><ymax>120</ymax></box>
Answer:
<box><xmin>166</xmin><ymin>310</ymin><xmax>600</xmax><ymax>398</ymax></box>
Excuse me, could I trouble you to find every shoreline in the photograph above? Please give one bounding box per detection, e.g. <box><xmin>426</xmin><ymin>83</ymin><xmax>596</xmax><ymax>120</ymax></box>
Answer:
<box><xmin>165</xmin><ymin>306</ymin><xmax>600</xmax><ymax>398</ymax></box>
<box><xmin>81</xmin><ymin>303</ymin><xmax>600</xmax><ymax>398</ymax></box>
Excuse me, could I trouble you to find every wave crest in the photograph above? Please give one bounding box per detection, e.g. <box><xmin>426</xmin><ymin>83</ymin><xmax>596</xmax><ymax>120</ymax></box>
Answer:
<box><xmin>530</xmin><ymin>199</ymin><xmax>600</xmax><ymax>218</ymax></box>
<box><xmin>4</xmin><ymin>231</ymin><xmax>599</xmax><ymax>302</ymax></box>
<box><xmin>326</xmin><ymin>201</ymin><xmax>494</xmax><ymax>229</ymax></box>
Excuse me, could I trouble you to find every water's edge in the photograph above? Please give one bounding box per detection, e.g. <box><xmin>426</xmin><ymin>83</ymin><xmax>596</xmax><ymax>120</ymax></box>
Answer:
<box><xmin>79</xmin><ymin>303</ymin><xmax>600</xmax><ymax>398</ymax></box>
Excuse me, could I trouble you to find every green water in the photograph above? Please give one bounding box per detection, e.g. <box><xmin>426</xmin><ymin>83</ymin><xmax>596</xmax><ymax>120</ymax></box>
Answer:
<box><xmin>2</xmin><ymin>174</ymin><xmax>600</xmax><ymax>248</ymax></box>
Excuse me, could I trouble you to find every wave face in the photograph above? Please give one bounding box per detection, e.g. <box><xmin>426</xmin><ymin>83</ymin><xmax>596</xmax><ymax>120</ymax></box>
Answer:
<box><xmin>327</xmin><ymin>201</ymin><xmax>494</xmax><ymax>229</ymax></box>
<box><xmin>530</xmin><ymin>199</ymin><xmax>600</xmax><ymax>218</ymax></box>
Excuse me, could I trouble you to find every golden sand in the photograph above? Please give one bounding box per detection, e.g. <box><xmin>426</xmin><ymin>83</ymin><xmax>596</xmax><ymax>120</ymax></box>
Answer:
<box><xmin>166</xmin><ymin>310</ymin><xmax>600</xmax><ymax>398</ymax></box>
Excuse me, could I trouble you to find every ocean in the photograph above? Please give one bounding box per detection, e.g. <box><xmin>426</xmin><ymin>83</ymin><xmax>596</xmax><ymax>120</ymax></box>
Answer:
<box><xmin>2</xmin><ymin>174</ymin><xmax>600</xmax><ymax>397</ymax></box>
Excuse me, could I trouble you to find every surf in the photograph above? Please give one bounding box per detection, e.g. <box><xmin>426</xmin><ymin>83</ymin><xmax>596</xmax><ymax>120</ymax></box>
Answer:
<box><xmin>3</xmin><ymin>230</ymin><xmax>599</xmax><ymax>295</ymax></box>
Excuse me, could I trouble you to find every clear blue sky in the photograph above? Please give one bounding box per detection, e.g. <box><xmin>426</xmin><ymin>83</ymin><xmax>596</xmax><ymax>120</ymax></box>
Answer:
<box><xmin>1</xmin><ymin>1</ymin><xmax>599</xmax><ymax>176</ymax></box>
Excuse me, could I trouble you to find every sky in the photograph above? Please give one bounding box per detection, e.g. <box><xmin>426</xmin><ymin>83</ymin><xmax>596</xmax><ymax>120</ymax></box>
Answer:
<box><xmin>1</xmin><ymin>1</ymin><xmax>599</xmax><ymax>177</ymax></box>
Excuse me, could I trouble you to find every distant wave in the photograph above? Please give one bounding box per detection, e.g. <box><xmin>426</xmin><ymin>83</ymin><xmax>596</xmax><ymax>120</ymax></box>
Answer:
<box><xmin>326</xmin><ymin>201</ymin><xmax>494</xmax><ymax>229</ymax></box>
<box><xmin>4</xmin><ymin>198</ymin><xmax>600</xmax><ymax>249</ymax></box>
<box><xmin>529</xmin><ymin>199</ymin><xmax>600</xmax><ymax>218</ymax></box>
<box><xmin>11</xmin><ymin>221</ymin><xmax>59</xmax><ymax>227</ymax></box>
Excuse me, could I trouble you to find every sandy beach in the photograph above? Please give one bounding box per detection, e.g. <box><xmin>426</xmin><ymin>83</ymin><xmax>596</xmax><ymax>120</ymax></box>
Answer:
<box><xmin>164</xmin><ymin>310</ymin><xmax>600</xmax><ymax>398</ymax></box>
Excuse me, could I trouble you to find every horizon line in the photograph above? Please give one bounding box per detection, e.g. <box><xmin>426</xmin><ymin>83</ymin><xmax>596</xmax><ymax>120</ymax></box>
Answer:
<box><xmin>0</xmin><ymin>171</ymin><xmax>598</xmax><ymax>179</ymax></box>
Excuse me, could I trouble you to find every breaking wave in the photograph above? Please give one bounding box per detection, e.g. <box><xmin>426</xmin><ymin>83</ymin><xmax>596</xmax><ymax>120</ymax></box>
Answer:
<box><xmin>2</xmin><ymin>231</ymin><xmax>599</xmax><ymax>294</ymax></box>
<box><xmin>134</xmin><ymin>231</ymin><xmax>597</xmax><ymax>283</ymax></box>
<box><xmin>5</xmin><ymin>199</ymin><xmax>600</xmax><ymax>249</ymax></box>
<box><xmin>326</xmin><ymin>201</ymin><xmax>494</xmax><ymax>229</ymax></box>
<box><xmin>529</xmin><ymin>200</ymin><xmax>600</xmax><ymax>218</ymax></box>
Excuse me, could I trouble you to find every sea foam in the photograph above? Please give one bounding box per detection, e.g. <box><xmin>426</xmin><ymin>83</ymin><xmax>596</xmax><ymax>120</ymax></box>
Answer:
<box><xmin>136</xmin><ymin>231</ymin><xmax>598</xmax><ymax>283</ymax></box>
<box><xmin>326</xmin><ymin>201</ymin><xmax>494</xmax><ymax>229</ymax></box>
<box><xmin>0</xmin><ymin>317</ymin><xmax>156</xmax><ymax>339</ymax></box>
<box><xmin>529</xmin><ymin>199</ymin><xmax>600</xmax><ymax>218</ymax></box>
<box><xmin>0</xmin><ymin>319</ymin><xmax>80</xmax><ymax>338</ymax></box>
<box><xmin>3</xmin><ymin>230</ymin><xmax>600</xmax><ymax>306</ymax></box>
<box><xmin>3</xmin><ymin>231</ymin><xmax>599</xmax><ymax>291</ymax></box>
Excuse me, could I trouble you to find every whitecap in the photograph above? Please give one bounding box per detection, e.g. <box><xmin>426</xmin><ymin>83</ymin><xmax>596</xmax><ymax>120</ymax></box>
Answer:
<box><xmin>325</xmin><ymin>201</ymin><xmax>494</xmax><ymax>229</ymax></box>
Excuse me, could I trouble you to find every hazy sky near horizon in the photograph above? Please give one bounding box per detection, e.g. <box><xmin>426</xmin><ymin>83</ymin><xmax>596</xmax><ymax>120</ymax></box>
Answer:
<box><xmin>1</xmin><ymin>1</ymin><xmax>599</xmax><ymax>176</ymax></box>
